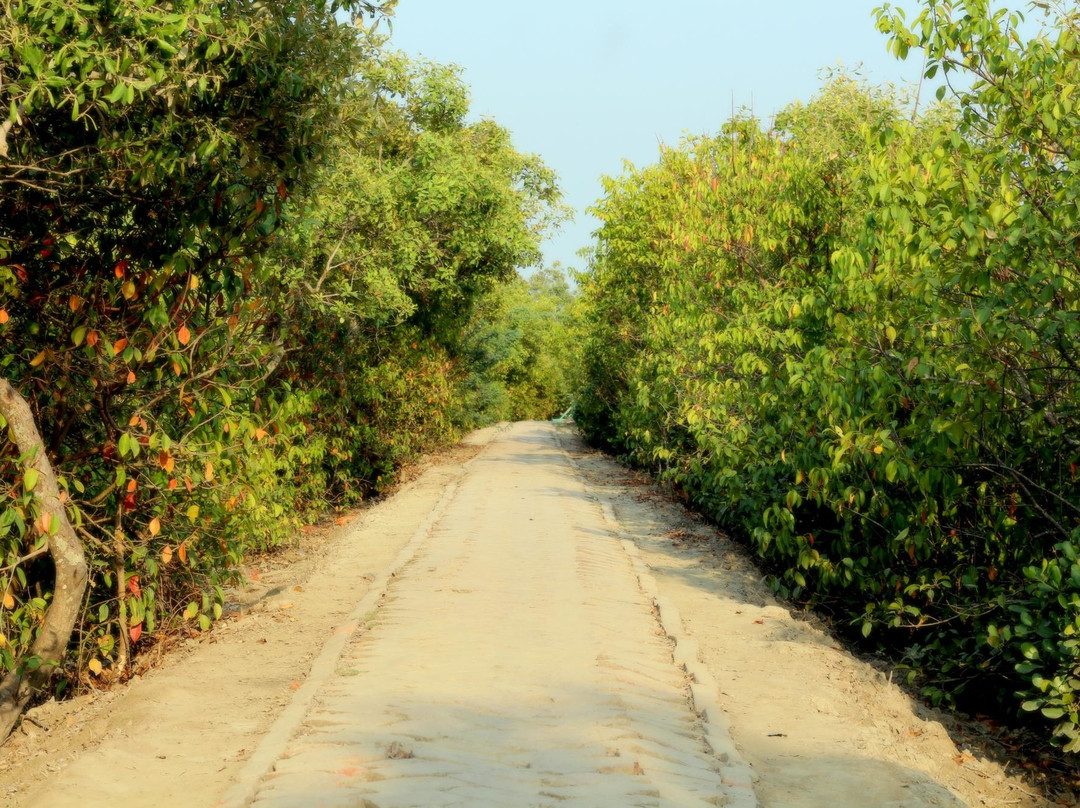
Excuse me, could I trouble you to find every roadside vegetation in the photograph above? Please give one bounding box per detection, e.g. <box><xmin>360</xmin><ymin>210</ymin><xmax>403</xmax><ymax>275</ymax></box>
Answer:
<box><xmin>577</xmin><ymin>0</ymin><xmax>1080</xmax><ymax>755</ymax></box>
<box><xmin>0</xmin><ymin>0</ymin><xmax>575</xmax><ymax>738</ymax></box>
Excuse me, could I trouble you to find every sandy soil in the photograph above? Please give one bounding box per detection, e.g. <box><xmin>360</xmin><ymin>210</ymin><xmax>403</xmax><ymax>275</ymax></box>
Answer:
<box><xmin>0</xmin><ymin>422</ymin><xmax>1065</xmax><ymax>807</ymax></box>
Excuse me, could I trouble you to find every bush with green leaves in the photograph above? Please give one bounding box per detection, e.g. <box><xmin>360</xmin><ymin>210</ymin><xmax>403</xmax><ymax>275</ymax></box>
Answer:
<box><xmin>578</xmin><ymin>0</ymin><xmax>1080</xmax><ymax>752</ymax></box>
<box><xmin>0</xmin><ymin>1</ymin><xmax>560</xmax><ymax>739</ymax></box>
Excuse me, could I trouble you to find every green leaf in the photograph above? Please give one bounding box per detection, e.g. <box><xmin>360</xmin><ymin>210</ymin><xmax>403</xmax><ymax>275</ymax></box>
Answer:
<box><xmin>23</xmin><ymin>468</ymin><xmax>39</xmax><ymax>492</ymax></box>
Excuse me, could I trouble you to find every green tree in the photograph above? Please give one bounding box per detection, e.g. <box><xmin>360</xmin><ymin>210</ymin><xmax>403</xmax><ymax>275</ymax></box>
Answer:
<box><xmin>579</xmin><ymin>1</ymin><xmax>1080</xmax><ymax>753</ymax></box>
<box><xmin>0</xmin><ymin>0</ymin><xmax>387</xmax><ymax>737</ymax></box>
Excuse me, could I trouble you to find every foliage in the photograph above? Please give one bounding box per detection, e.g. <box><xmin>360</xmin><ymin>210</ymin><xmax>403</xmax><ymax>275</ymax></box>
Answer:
<box><xmin>0</xmin><ymin>0</ymin><xmax>560</xmax><ymax>717</ymax></box>
<box><xmin>460</xmin><ymin>264</ymin><xmax>581</xmax><ymax>423</ymax></box>
<box><xmin>578</xmin><ymin>0</ymin><xmax>1080</xmax><ymax>753</ymax></box>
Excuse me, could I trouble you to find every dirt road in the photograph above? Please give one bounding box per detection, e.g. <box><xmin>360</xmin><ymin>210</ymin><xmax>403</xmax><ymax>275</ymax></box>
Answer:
<box><xmin>0</xmin><ymin>422</ymin><xmax>1055</xmax><ymax>807</ymax></box>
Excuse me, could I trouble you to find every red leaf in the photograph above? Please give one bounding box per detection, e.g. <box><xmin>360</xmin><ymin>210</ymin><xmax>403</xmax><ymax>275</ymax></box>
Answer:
<box><xmin>123</xmin><ymin>493</ymin><xmax>137</xmax><ymax>511</ymax></box>
<box><xmin>128</xmin><ymin>575</ymin><xmax>141</xmax><ymax>597</ymax></box>
<box><xmin>129</xmin><ymin>623</ymin><xmax>142</xmax><ymax>643</ymax></box>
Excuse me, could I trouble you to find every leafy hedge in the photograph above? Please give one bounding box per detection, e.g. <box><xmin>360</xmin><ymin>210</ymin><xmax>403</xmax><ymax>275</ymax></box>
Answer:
<box><xmin>0</xmin><ymin>0</ymin><xmax>566</xmax><ymax>730</ymax></box>
<box><xmin>578</xmin><ymin>1</ymin><xmax>1080</xmax><ymax>752</ymax></box>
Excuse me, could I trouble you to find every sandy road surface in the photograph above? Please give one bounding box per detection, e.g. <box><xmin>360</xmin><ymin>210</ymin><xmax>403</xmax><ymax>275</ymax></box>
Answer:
<box><xmin>1</xmin><ymin>422</ymin><xmax>1059</xmax><ymax>807</ymax></box>
<box><xmin>238</xmin><ymin>421</ymin><xmax>751</xmax><ymax>807</ymax></box>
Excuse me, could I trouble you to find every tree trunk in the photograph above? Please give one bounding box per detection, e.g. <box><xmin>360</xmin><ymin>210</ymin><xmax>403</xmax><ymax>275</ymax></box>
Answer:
<box><xmin>0</xmin><ymin>378</ymin><xmax>88</xmax><ymax>741</ymax></box>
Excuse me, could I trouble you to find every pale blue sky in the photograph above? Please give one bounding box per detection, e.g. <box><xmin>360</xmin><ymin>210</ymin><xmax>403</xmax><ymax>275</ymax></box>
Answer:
<box><xmin>384</xmin><ymin>2</ymin><xmax>943</xmax><ymax>272</ymax></box>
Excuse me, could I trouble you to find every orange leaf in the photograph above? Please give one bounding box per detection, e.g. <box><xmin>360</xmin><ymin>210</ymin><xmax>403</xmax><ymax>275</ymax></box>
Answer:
<box><xmin>86</xmin><ymin>330</ymin><xmax>99</xmax><ymax>347</ymax></box>
<box><xmin>126</xmin><ymin>370</ymin><xmax>136</xmax><ymax>384</ymax></box>
<box><xmin>161</xmin><ymin>545</ymin><xmax>173</xmax><ymax>564</ymax></box>
<box><xmin>39</xmin><ymin>512</ymin><xmax>52</xmax><ymax>534</ymax></box>
<box><xmin>184</xmin><ymin>476</ymin><xmax>193</xmax><ymax>493</ymax></box>
<box><xmin>177</xmin><ymin>542</ymin><xmax>188</xmax><ymax>563</ymax></box>
<box><xmin>129</xmin><ymin>623</ymin><xmax>142</xmax><ymax>643</ymax></box>
<box><xmin>127</xmin><ymin>478</ymin><xmax>137</xmax><ymax>494</ymax></box>
<box><xmin>168</xmin><ymin>478</ymin><xmax>178</xmax><ymax>491</ymax></box>
<box><xmin>113</xmin><ymin>337</ymin><xmax>128</xmax><ymax>354</ymax></box>
<box><xmin>113</xmin><ymin>259</ymin><xmax>128</xmax><ymax>279</ymax></box>
<box><xmin>128</xmin><ymin>414</ymin><xmax>140</xmax><ymax>427</ymax></box>
<box><xmin>172</xmin><ymin>361</ymin><xmax>182</xmax><ymax>376</ymax></box>
<box><xmin>0</xmin><ymin>309</ymin><xmax>9</xmax><ymax>324</ymax></box>
<box><xmin>177</xmin><ymin>325</ymin><xmax>190</xmax><ymax>346</ymax></box>
<box><xmin>68</xmin><ymin>295</ymin><xmax>84</xmax><ymax>312</ymax></box>
<box><xmin>148</xmin><ymin>517</ymin><xmax>160</xmax><ymax>536</ymax></box>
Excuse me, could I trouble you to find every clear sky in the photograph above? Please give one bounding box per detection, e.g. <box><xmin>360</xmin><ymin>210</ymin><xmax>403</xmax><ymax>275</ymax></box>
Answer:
<box><xmin>383</xmin><ymin>1</ymin><xmax>935</xmax><ymax>273</ymax></box>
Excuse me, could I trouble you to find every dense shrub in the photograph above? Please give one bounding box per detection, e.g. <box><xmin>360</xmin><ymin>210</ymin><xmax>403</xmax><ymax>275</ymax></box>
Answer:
<box><xmin>0</xmin><ymin>1</ymin><xmax>562</xmax><ymax>736</ymax></box>
<box><xmin>578</xmin><ymin>1</ymin><xmax>1080</xmax><ymax>752</ymax></box>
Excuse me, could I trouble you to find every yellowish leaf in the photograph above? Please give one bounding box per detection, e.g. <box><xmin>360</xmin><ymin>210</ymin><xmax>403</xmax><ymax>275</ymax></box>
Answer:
<box><xmin>2</xmin><ymin>591</ymin><xmax>14</xmax><ymax>610</ymax></box>
<box><xmin>161</xmin><ymin>545</ymin><xmax>173</xmax><ymax>564</ymax></box>
<box><xmin>29</xmin><ymin>350</ymin><xmax>47</xmax><ymax>367</ymax></box>
<box><xmin>204</xmin><ymin>461</ymin><xmax>214</xmax><ymax>482</ymax></box>
<box><xmin>148</xmin><ymin>517</ymin><xmax>160</xmax><ymax>537</ymax></box>
<box><xmin>88</xmin><ymin>658</ymin><xmax>103</xmax><ymax>676</ymax></box>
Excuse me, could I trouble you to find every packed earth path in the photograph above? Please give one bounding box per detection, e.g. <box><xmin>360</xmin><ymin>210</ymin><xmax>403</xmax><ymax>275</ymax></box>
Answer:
<box><xmin>0</xmin><ymin>424</ymin><xmax>1058</xmax><ymax>808</ymax></box>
